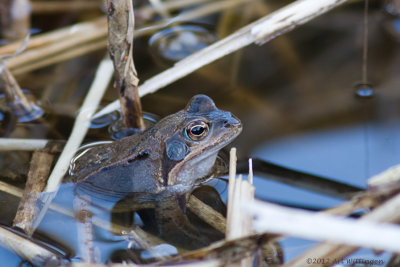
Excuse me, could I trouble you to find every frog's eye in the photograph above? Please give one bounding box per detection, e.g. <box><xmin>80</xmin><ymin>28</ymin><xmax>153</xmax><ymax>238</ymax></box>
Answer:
<box><xmin>185</xmin><ymin>120</ymin><xmax>209</xmax><ymax>141</ymax></box>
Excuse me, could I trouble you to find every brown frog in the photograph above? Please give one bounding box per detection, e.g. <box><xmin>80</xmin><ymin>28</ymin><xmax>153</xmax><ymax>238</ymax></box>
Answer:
<box><xmin>71</xmin><ymin>94</ymin><xmax>242</xmax><ymax>248</ymax></box>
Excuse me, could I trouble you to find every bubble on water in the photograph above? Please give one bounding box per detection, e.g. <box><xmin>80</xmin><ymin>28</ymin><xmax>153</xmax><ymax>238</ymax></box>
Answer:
<box><xmin>90</xmin><ymin>110</ymin><xmax>120</xmax><ymax>129</ymax></box>
<box><xmin>108</xmin><ymin>112</ymin><xmax>159</xmax><ymax>140</ymax></box>
<box><xmin>149</xmin><ymin>24</ymin><xmax>216</xmax><ymax>64</ymax></box>
<box><xmin>354</xmin><ymin>83</ymin><xmax>374</xmax><ymax>99</ymax></box>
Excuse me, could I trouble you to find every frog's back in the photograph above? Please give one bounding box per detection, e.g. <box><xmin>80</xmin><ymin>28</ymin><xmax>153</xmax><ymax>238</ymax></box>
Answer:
<box><xmin>70</xmin><ymin>132</ymin><xmax>162</xmax><ymax>197</ymax></box>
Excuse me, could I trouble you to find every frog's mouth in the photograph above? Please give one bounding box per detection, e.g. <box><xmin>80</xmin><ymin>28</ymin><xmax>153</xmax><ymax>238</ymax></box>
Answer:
<box><xmin>211</xmin><ymin>113</ymin><xmax>242</xmax><ymax>148</ymax></box>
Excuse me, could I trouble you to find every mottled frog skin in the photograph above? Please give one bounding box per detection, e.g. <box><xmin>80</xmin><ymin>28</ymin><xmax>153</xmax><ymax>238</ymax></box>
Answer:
<box><xmin>72</xmin><ymin>94</ymin><xmax>242</xmax><ymax>199</ymax></box>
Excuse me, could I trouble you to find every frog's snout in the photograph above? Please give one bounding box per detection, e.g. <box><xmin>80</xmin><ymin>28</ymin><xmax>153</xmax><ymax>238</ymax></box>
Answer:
<box><xmin>223</xmin><ymin>113</ymin><xmax>242</xmax><ymax>131</ymax></box>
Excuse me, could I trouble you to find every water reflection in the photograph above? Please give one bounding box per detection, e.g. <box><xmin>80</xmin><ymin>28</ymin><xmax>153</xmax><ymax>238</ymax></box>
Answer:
<box><xmin>0</xmin><ymin>89</ymin><xmax>43</xmax><ymax>122</ymax></box>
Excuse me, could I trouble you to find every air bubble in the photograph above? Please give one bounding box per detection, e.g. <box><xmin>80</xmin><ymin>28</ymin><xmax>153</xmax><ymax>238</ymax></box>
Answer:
<box><xmin>90</xmin><ymin>110</ymin><xmax>120</xmax><ymax>129</ymax></box>
<box><xmin>354</xmin><ymin>83</ymin><xmax>374</xmax><ymax>99</ymax></box>
<box><xmin>108</xmin><ymin>112</ymin><xmax>159</xmax><ymax>140</ymax></box>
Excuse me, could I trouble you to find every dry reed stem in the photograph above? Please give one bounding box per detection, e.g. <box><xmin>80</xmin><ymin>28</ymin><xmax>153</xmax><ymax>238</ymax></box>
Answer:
<box><xmin>169</xmin><ymin>233</ymin><xmax>275</xmax><ymax>265</ymax></box>
<box><xmin>225</xmin><ymin>148</ymin><xmax>256</xmax><ymax>267</ymax></box>
<box><xmin>149</xmin><ymin>0</ymin><xmax>170</xmax><ymax>18</ymax></box>
<box><xmin>31</xmin><ymin>1</ymin><xmax>102</xmax><ymax>14</ymax></box>
<box><xmin>106</xmin><ymin>0</ymin><xmax>144</xmax><ymax>129</ymax></box>
<box><xmin>6</xmin><ymin>19</ymin><xmax>108</xmax><ymax>71</ymax></box>
<box><xmin>285</xmin><ymin>192</ymin><xmax>400</xmax><ymax>267</ymax></box>
<box><xmin>0</xmin><ymin>138</ymin><xmax>64</xmax><ymax>151</ymax></box>
<box><xmin>0</xmin><ymin>0</ymin><xmax>213</xmax><ymax>55</ymax></box>
<box><xmin>226</xmin><ymin>147</ymin><xmax>237</xmax><ymax>238</ymax></box>
<box><xmin>0</xmin><ymin>66</ymin><xmax>37</xmax><ymax>115</ymax></box>
<box><xmin>283</xmin><ymin>166</ymin><xmax>400</xmax><ymax>267</ymax></box>
<box><xmin>1</xmin><ymin>0</ymin><xmax>225</xmax><ymax>75</ymax></box>
<box><xmin>247</xmin><ymin>199</ymin><xmax>400</xmax><ymax>254</ymax></box>
<box><xmin>187</xmin><ymin>195</ymin><xmax>226</xmax><ymax>233</ymax></box>
<box><xmin>94</xmin><ymin>0</ymin><xmax>350</xmax><ymax>119</ymax></box>
<box><xmin>228</xmin><ymin>174</ymin><xmax>243</xmax><ymax>240</ymax></box>
<box><xmin>0</xmin><ymin>226</ymin><xmax>62</xmax><ymax>265</ymax></box>
<box><xmin>240</xmin><ymin>175</ymin><xmax>255</xmax><ymax>267</ymax></box>
<box><xmin>0</xmin><ymin>0</ymin><xmax>31</xmax><ymax>41</ymax></box>
<box><xmin>0</xmin><ymin>180</ymin><xmax>24</xmax><ymax>197</ymax></box>
<box><xmin>13</xmin><ymin>149</ymin><xmax>55</xmax><ymax>235</ymax></box>
<box><xmin>368</xmin><ymin>164</ymin><xmax>400</xmax><ymax>187</ymax></box>
<box><xmin>0</xmin><ymin>17</ymin><xmax>107</xmax><ymax>55</ymax></box>
<box><xmin>12</xmin><ymin>39</ymin><xmax>107</xmax><ymax>75</ymax></box>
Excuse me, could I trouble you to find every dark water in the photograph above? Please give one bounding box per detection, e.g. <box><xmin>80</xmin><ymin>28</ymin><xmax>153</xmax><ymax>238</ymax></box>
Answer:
<box><xmin>1</xmin><ymin>0</ymin><xmax>400</xmax><ymax>265</ymax></box>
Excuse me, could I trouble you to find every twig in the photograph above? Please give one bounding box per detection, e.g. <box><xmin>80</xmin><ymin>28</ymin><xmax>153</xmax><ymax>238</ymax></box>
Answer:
<box><xmin>0</xmin><ymin>66</ymin><xmax>42</xmax><ymax>121</ymax></box>
<box><xmin>0</xmin><ymin>138</ymin><xmax>63</xmax><ymax>151</ymax></box>
<box><xmin>5</xmin><ymin>18</ymin><xmax>108</xmax><ymax>71</ymax></box>
<box><xmin>94</xmin><ymin>0</ymin><xmax>350</xmax><ymax>118</ymax></box>
<box><xmin>0</xmin><ymin>180</ymin><xmax>24</xmax><ymax>197</ymax></box>
<box><xmin>149</xmin><ymin>0</ymin><xmax>170</xmax><ymax>18</ymax></box>
<box><xmin>5</xmin><ymin>0</ymin><xmax>251</xmax><ymax>75</ymax></box>
<box><xmin>186</xmin><ymin>195</ymin><xmax>226</xmax><ymax>233</ymax></box>
<box><xmin>0</xmin><ymin>0</ymin><xmax>31</xmax><ymax>41</ymax></box>
<box><xmin>368</xmin><ymin>164</ymin><xmax>400</xmax><ymax>187</ymax></box>
<box><xmin>246</xmin><ymin>199</ymin><xmax>400</xmax><ymax>254</ymax></box>
<box><xmin>167</xmin><ymin>233</ymin><xmax>276</xmax><ymax>265</ymax></box>
<box><xmin>0</xmin><ymin>0</ymin><xmax>213</xmax><ymax>56</ymax></box>
<box><xmin>11</xmin><ymin>39</ymin><xmax>107</xmax><ymax>75</ymax></box>
<box><xmin>285</xmin><ymin>192</ymin><xmax>400</xmax><ymax>267</ymax></box>
<box><xmin>0</xmin><ymin>226</ymin><xmax>62</xmax><ymax>266</ymax></box>
<box><xmin>31</xmin><ymin>1</ymin><xmax>102</xmax><ymax>14</ymax></box>
<box><xmin>0</xmin><ymin>17</ymin><xmax>107</xmax><ymax>56</ymax></box>
<box><xmin>226</xmin><ymin>154</ymin><xmax>258</xmax><ymax>267</ymax></box>
<box><xmin>13</xmin><ymin>148</ymin><xmax>56</xmax><ymax>235</ymax></box>
<box><xmin>226</xmin><ymin>147</ymin><xmax>237</xmax><ymax>238</ymax></box>
<box><xmin>285</xmin><ymin>166</ymin><xmax>400</xmax><ymax>267</ymax></box>
<box><xmin>106</xmin><ymin>0</ymin><xmax>144</xmax><ymax>129</ymax></box>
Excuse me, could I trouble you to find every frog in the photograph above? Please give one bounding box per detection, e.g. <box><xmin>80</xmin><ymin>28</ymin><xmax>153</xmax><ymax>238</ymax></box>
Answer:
<box><xmin>70</xmin><ymin>94</ymin><xmax>242</xmax><ymax>248</ymax></box>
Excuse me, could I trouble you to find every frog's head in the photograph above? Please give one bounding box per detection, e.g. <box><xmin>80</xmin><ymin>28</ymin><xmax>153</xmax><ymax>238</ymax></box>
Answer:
<box><xmin>163</xmin><ymin>94</ymin><xmax>242</xmax><ymax>187</ymax></box>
